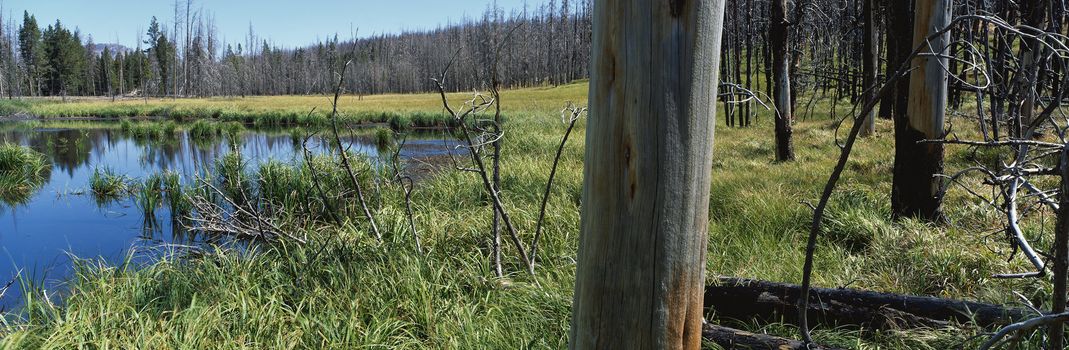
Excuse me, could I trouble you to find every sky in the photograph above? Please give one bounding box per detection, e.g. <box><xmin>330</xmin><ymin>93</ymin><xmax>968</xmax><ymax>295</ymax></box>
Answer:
<box><xmin>2</xmin><ymin>0</ymin><xmax>535</xmax><ymax>49</ymax></box>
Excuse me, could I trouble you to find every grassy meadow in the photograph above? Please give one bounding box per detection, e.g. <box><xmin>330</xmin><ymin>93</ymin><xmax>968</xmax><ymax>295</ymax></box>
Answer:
<box><xmin>0</xmin><ymin>84</ymin><xmax>589</xmax><ymax>129</ymax></box>
<box><xmin>0</xmin><ymin>82</ymin><xmax>1045</xmax><ymax>349</ymax></box>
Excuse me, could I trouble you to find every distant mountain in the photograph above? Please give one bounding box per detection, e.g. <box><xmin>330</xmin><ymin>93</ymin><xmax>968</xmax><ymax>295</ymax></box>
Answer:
<box><xmin>87</xmin><ymin>43</ymin><xmax>132</xmax><ymax>55</ymax></box>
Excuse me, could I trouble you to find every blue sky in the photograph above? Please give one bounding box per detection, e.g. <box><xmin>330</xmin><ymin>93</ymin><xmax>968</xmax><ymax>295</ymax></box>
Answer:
<box><xmin>2</xmin><ymin>0</ymin><xmax>535</xmax><ymax>48</ymax></box>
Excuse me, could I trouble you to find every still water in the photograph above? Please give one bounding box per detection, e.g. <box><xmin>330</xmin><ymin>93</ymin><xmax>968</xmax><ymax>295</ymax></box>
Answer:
<box><xmin>0</xmin><ymin>121</ymin><xmax>458</xmax><ymax>309</ymax></box>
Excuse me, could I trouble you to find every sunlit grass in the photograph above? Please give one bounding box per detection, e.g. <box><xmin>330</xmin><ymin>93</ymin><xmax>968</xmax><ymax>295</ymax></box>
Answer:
<box><xmin>134</xmin><ymin>173</ymin><xmax>164</xmax><ymax>220</ymax></box>
<box><xmin>2</xmin><ymin>84</ymin><xmax>589</xmax><ymax>130</ymax></box>
<box><xmin>88</xmin><ymin>166</ymin><xmax>129</xmax><ymax>203</ymax></box>
<box><xmin>0</xmin><ymin>144</ymin><xmax>51</xmax><ymax>205</ymax></box>
<box><xmin>0</xmin><ymin>82</ymin><xmax>1041</xmax><ymax>348</ymax></box>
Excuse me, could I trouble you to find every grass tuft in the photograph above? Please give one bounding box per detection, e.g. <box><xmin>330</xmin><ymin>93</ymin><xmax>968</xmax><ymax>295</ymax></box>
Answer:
<box><xmin>0</xmin><ymin>144</ymin><xmax>51</xmax><ymax>204</ymax></box>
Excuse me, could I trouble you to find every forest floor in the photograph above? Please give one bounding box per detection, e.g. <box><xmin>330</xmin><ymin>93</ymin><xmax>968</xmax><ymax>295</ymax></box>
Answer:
<box><xmin>0</xmin><ymin>82</ymin><xmax>1047</xmax><ymax>349</ymax></box>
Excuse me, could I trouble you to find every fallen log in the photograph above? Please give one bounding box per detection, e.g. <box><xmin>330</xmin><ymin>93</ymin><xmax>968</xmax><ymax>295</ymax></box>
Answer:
<box><xmin>706</xmin><ymin>277</ymin><xmax>1034</xmax><ymax>330</ymax></box>
<box><xmin>702</xmin><ymin>323</ymin><xmax>847</xmax><ymax>350</ymax></box>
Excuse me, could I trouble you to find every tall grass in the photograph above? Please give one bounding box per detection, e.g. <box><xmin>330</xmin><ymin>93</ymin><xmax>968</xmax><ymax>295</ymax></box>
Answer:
<box><xmin>134</xmin><ymin>173</ymin><xmax>164</xmax><ymax>220</ymax></box>
<box><xmin>189</xmin><ymin>120</ymin><xmax>246</xmax><ymax>141</ymax></box>
<box><xmin>0</xmin><ymin>99</ymin><xmax>36</xmax><ymax>116</ymax></box>
<box><xmin>16</xmin><ymin>83</ymin><xmax>581</xmax><ymax>130</ymax></box>
<box><xmin>0</xmin><ymin>84</ymin><xmax>1032</xmax><ymax>348</ymax></box>
<box><xmin>216</xmin><ymin>153</ymin><xmax>250</xmax><ymax>201</ymax></box>
<box><xmin>88</xmin><ymin>166</ymin><xmax>129</xmax><ymax>203</ymax></box>
<box><xmin>374</xmin><ymin>127</ymin><xmax>394</xmax><ymax>150</ymax></box>
<box><xmin>161</xmin><ymin>171</ymin><xmax>189</xmax><ymax>220</ymax></box>
<box><xmin>0</xmin><ymin>144</ymin><xmax>51</xmax><ymax>204</ymax></box>
<box><xmin>118</xmin><ymin>120</ymin><xmax>178</xmax><ymax>140</ymax></box>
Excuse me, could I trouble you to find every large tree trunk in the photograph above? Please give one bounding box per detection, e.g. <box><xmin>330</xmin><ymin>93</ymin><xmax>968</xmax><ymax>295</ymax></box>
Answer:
<box><xmin>569</xmin><ymin>0</ymin><xmax>725</xmax><ymax>349</ymax></box>
<box><xmin>891</xmin><ymin>0</ymin><xmax>949</xmax><ymax>221</ymax></box>
<box><xmin>770</xmin><ymin>0</ymin><xmax>794</xmax><ymax>161</ymax></box>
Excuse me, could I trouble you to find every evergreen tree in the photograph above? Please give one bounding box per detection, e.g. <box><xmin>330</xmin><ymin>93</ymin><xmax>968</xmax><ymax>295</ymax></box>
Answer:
<box><xmin>41</xmin><ymin>20</ymin><xmax>85</xmax><ymax>96</ymax></box>
<box><xmin>18</xmin><ymin>11</ymin><xmax>43</xmax><ymax>95</ymax></box>
<box><xmin>146</xmin><ymin>17</ymin><xmax>173</xmax><ymax>96</ymax></box>
<box><xmin>111</xmin><ymin>51</ymin><xmax>125</xmax><ymax>95</ymax></box>
<box><xmin>125</xmin><ymin>47</ymin><xmax>151</xmax><ymax>96</ymax></box>
<box><xmin>98</xmin><ymin>46</ymin><xmax>113</xmax><ymax>95</ymax></box>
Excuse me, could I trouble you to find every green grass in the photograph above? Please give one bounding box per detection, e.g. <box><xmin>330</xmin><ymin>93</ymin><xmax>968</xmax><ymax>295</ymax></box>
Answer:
<box><xmin>119</xmin><ymin>120</ymin><xmax>179</xmax><ymax>140</ymax></box>
<box><xmin>0</xmin><ymin>82</ymin><xmax>1047</xmax><ymax>348</ymax></box>
<box><xmin>162</xmin><ymin>171</ymin><xmax>189</xmax><ymax>220</ymax></box>
<box><xmin>0</xmin><ymin>144</ymin><xmax>51</xmax><ymax>205</ymax></box>
<box><xmin>189</xmin><ymin>119</ymin><xmax>246</xmax><ymax>141</ymax></box>
<box><xmin>134</xmin><ymin>173</ymin><xmax>164</xmax><ymax>220</ymax></box>
<box><xmin>374</xmin><ymin>127</ymin><xmax>393</xmax><ymax>147</ymax></box>
<box><xmin>1</xmin><ymin>84</ymin><xmax>588</xmax><ymax>130</ymax></box>
<box><xmin>88</xmin><ymin>167</ymin><xmax>129</xmax><ymax>203</ymax></box>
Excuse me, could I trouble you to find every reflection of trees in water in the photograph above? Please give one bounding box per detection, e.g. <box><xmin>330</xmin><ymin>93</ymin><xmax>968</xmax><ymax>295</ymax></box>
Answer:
<box><xmin>0</xmin><ymin>129</ymin><xmax>101</xmax><ymax>176</ymax></box>
<box><xmin>0</xmin><ymin>127</ymin><xmax>446</xmax><ymax>180</ymax></box>
<box><xmin>137</xmin><ymin>136</ymin><xmax>183</xmax><ymax>170</ymax></box>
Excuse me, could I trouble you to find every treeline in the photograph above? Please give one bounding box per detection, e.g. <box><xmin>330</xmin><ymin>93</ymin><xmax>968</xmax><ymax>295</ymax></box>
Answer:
<box><xmin>0</xmin><ymin>0</ymin><xmax>591</xmax><ymax>98</ymax></box>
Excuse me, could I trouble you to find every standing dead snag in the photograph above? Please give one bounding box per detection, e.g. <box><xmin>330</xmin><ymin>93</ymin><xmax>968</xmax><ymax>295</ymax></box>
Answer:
<box><xmin>1052</xmin><ymin>147</ymin><xmax>1069</xmax><ymax>349</ymax></box>
<box><xmin>891</xmin><ymin>0</ymin><xmax>951</xmax><ymax>221</ymax></box>
<box><xmin>859</xmin><ymin>0</ymin><xmax>878</xmax><ymax>137</ymax></box>
<box><xmin>569</xmin><ymin>0</ymin><xmax>725</xmax><ymax>349</ymax></box>
<box><xmin>433</xmin><ymin>72</ymin><xmax>534</xmax><ymax>275</ymax></box>
<box><xmin>769</xmin><ymin>0</ymin><xmax>795</xmax><ymax>161</ymax></box>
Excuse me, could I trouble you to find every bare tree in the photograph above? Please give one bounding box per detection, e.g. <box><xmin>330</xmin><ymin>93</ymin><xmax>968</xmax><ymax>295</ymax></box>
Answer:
<box><xmin>569</xmin><ymin>0</ymin><xmax>725</xmax><ymax>348</ymax></box>
<box><xmin>770</xmin><ymin>0</ymin><xmax>795</xmax><ymax>161</ymax></box>
<box><xmin>859</xmin><ymin>0</ymin><xmax>878</xmax><ymax>136</ymax></box>
<box><xmin>890</xmin><ymin>0</ymin><xmax>952</xmax><ymax>221</ymax></box>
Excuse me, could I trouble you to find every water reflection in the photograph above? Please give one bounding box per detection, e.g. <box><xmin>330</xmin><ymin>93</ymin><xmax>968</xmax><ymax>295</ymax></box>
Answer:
<box><xmin>0</xmin><ymin>121</ymin><xmax>460</xmax><ymax>309</ymax></box>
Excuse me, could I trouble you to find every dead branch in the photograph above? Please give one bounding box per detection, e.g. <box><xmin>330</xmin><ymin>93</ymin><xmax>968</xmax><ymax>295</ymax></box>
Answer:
<box><xmin>531</xmin><ymin>102</ymin><xmax>585</xmax><ymax>269</ymax></box>
<box><xmin>328</xmin><ymin>55</ymin><xmax>382</xmax><ymax>242</ymax></box>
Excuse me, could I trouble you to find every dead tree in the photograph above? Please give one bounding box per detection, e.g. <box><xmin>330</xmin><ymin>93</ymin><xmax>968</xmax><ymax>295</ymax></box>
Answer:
<box><xmin>859</xmin><ymin>0</ymin><xmax>878</xmax><ymax>136</ymax></box>
<box><xmin>890</xmin><ymin>0</ymin><xmax>952</xmax><ymax>221</ymax></box>
<box><xmin>709</xmin><ymin>277</ymin><xmax>1032</xmax><ymax>329</ymax></box>
<box><xmin>770</xmin><ymin>0</ymin><xmax>795</xmax><ymax>161</ymax></box>
<box><xmin>435</xmin><ymin>64</ymin><xmax>535</xmax><ymax>276</ymax></box>
<box><xmin>569</xmin><ymin>0</ymin><xmax>726</xmax><ymax>348</ymax></box>
<box><xmin>894</xmin><ymin>13</ymin><xmax>1069</xmax><ymax>349</ymax></box>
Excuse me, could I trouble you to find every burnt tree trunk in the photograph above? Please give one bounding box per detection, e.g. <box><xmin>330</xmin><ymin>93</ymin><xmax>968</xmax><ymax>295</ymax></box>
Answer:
<box><xmin>770</xmin><ymin>0</ymin><xmax>795</xmax><ymax>161</ymax></box>
<box><xmin>703</xmin><ymin>324</ymin><xmax>846</xmax><ymax>350</ymax></box>
<box><xmin>1051</xmin><ymin>148</ymin><xmax>1069</xmax><ymax>349</ymax></box>
<box><xmin>569</xmin><ymin>0</ymin><xmax>726</xmax><ymax>348</ymax></box>
<box><xmin>1020</xmin><ymin>0</ymin><xmax>1048</xmax><ymax>131</ymax></box>
<box><xmin>891</xmin><ymin>0</ymin><xmax>949</xmax><ymax>221</ymax></box>
<box><xmin>707</xmin><ymin>277</ymin><xmax>1032</xmax><ymax>329</ymax></box>
<box><xmin>860</xmin><ymin>0</ymin><xmax>878</xmax><ymax>136</ymax></box>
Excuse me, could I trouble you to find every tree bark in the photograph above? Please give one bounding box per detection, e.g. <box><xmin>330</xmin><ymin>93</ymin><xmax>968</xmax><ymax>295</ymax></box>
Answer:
<box><xmin>569</xmin><ymin>0</ymin><xmax>725</xmax><ymax>349</ymax></box>
<box><xmin>1019</xmin><ymin>0</ymin><xmax>1048</xmax><ymax>133</ymax></box>
<box><xmin>859</xmin><ymin>0</ymin><xmax>878</xmax><ymax>137</ymax></box>
<box><xmin>770</xmin><ymin>0</ymin><xmax>795</xmax><ymax>161</ymax></box>
<box><xmin>891</xmin><ymin>0</ymin><xmax>949</xmax><ymax>221</ymax></box>
<box><xmin>702</xmin><ymin>324</ymin><xmax>847</xmax><ymax>350</ymax></box>
<box><xmin>1051</xmin><ymin>148</ymin><xmax>1069</xmax><ymax>349</ymax></box>
<box><xmin>707</xmin><ymin>277</ymin><xmax>1032</xmax><ymax>329</ymax></box>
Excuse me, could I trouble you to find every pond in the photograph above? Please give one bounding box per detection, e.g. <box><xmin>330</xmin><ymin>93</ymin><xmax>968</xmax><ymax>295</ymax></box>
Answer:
<box><xmin>0</xmin><ymin>121</ymin><xmax>461</xmax><ymax>310</ymax></box>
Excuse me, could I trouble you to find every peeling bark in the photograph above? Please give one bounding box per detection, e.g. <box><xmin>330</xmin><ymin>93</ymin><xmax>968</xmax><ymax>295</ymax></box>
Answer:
<box><xmin>569</xmin><ymin>0</ymin><xmax>725</xmax><ymax>348</ymax></box>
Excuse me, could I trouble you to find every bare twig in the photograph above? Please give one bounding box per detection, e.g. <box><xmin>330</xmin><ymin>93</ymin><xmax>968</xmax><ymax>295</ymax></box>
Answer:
<box><xmin>328</xmin><ymin>51</ymin><xmax>382</xmax><ymax>242</ymax></box>
<box><xmin>531</xmin><ymin>103</ymin><xmax>585</xmax><ymax>269</ymax></box>
<box><xmin>433</xmin><ymin>50</ymin><xmax>534</xmax><ymax>275</ymax></box>
<box><xmin>980</xmin><ymin>312</ymin><xmax>1069</xmax><ymax>350</ymax></box>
